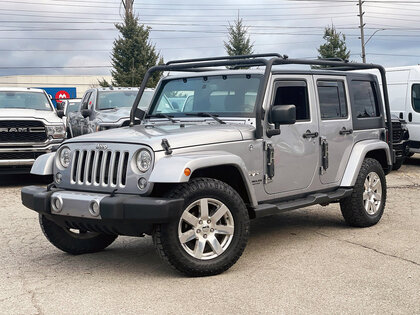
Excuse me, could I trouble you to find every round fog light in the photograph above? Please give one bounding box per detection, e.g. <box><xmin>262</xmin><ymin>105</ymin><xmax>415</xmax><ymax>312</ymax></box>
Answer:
<box><xmin>138</xmin><ymin>177</ymin><xmax>147</xmax><ymax>190</ymax></box>
<box><xmin>89</xmin><ymin>200</ymin><xmax>100</xmax><ymax>217</ymax></box>
<box><xmin>51</xmin><ymin>196</ymin><xmax>63</xmax><ymax>213</ymax></box>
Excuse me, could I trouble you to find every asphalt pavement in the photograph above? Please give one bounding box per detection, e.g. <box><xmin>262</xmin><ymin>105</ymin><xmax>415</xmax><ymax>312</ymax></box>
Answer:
<box><xmin>1</xmin><ymin>158</ymin><xmax>419</xmax><ymax>314</ymax></box>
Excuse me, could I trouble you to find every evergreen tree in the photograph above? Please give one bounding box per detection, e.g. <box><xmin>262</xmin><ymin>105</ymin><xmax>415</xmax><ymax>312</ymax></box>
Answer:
<box><xmin>224</xmin><ymin>17</ymin><xmax>254</xmax><ymax>56</ymax></box>
<box><xmin>98</xmin><ymin>78</ymin><xmax>112</xmax><ymax>88</ymax></box>
<box><xmin>316</xmin><ymin>26</ymin><xmax>351</xmax><ymax>63</ymax></box>
<box><xmin>110</xmin><ymin>14</ymin><xmax>163</xmax><ymax>87</ymax></box>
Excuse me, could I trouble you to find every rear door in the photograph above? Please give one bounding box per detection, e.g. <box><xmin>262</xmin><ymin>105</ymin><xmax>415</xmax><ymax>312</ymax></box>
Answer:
<box><xmin>314</xmin><ymin>76</ymin><xmax>354</xmax><ymax>185</ymax></box>
<box><xmin>409</xmin><ymin>81</ymin><xmax>420</xmax><ymax>143</ymax></box>
<box><xmin>264</xmin><ymin>75</ymin><xmax>320</xmax><ymax>195</ymax></box>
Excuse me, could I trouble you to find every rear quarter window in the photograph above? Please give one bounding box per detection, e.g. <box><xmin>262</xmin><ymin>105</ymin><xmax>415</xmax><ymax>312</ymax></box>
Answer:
<box><xmin>351</xmin><ymin>81</ymin><xmax>380</xmax><ymax>118</ymax></box>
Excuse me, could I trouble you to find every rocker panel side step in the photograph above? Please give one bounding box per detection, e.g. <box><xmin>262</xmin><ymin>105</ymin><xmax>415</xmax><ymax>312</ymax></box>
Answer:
<box><xmin>253</xmin><ymin>188</ymin><xmax>353</xmax><ymax>218</ymax></box>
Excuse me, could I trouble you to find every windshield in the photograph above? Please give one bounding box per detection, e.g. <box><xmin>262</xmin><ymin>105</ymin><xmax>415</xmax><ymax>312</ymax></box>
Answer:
<box><xmin>97</xmin><ymin>90</ymin><xmax>138</xmax><ymax>110</ymax></box>
<box><xmin>139</xmin><ymin>90</ymin><xmax>154</xmax><ymax>110</ymax></box>
<box><xmin>66</xmin><ymin>101</ymin><xmax>81</xmax><ymax>114</ymax></box>
<box><xmin>0</xmin><ymin>91</ymin><xmax>52</xmax><ymax>111</ymax></box>
<box><xmin>149</xmin><ymin>74</ymin><xmax>262</xmax><ymax>117</ymax></box>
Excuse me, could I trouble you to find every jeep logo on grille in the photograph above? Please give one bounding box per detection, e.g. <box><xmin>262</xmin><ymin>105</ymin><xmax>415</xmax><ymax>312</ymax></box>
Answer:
<box><xmin>96</xmin><ymin>144</ymin><xmax>108</xmax><ymax>150</ymax></box>
<box><xmin>0</xmin><ymin>127</ymin><xmax>28</xmax><ymax>133</ymax></box>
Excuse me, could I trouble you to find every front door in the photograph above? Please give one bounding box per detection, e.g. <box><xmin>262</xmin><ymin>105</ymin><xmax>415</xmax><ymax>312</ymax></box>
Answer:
<box><xmin>264</xmin><ymin>76</ymin><xmax>320</xmax><ymax>195</ymax></box>
<box><xmin>314</xmin><ymin>76</ymin><xmax>354</xmax><ymax>184</ymax></box>
<box><xmin>409</xmin><ymin>83</ymin><xmax>420</xmax><ymax>144</ymax></box>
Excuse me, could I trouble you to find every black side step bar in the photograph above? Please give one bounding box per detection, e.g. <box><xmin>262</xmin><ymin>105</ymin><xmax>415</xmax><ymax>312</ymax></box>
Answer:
<box><xmin>253</xmin><ymin>188</ymin><xmax>353</xmax><ymax>218</ymax></box>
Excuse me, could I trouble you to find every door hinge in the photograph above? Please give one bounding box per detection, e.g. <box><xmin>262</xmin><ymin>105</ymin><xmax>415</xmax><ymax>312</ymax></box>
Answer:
<box><xmin>320</xmin><ymin>136</ymin><xmax>329</xmax><ymax>175</ymax></box>
<box><xmin>265</xmin><ymin>142</ymin><xmax>275</xmax><ymax>182</ymax></box>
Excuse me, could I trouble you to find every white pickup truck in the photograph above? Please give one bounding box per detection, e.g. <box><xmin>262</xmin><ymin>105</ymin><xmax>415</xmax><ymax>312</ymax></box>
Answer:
<box><xmin>0</xmin><ymin>87</ymin><xmax>66</xmax><ymax>173</ymax></box>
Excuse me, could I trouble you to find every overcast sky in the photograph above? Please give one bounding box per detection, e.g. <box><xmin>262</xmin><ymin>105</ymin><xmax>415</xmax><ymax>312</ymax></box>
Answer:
<box><xmin>0</xmin><ymin>0</ymin><xmax>419</xmax><ymax>77</ymax></box>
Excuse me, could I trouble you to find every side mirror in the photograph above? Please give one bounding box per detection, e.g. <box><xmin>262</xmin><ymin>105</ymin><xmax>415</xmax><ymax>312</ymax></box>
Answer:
<box><xmin>267</xmin><ymin>105</ymin><xmax>296</xmax><ymax>137</ymax></box>
<box><xmin>81</xmin><ymin>109</ymin><xmax>92</xmax><ymax>118</ymax></box>
<box><xmin>56</xmin><ymin>110</ymin><xmax>65</xmax><ymax>119</ymax></box>
<box><xmin>56</xmin><ymin>102</ymin><xmax>64</xmax><ymax>111</ymax></box>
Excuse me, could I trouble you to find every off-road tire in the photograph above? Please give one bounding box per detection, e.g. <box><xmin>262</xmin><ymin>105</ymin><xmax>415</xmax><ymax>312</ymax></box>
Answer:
<box><xmin>153</xmin><ymin>178</ymin><xmax>250</xmax><ymax>277</ymax></box>
<box><xmin>340</xmin><ymin>158</ymin><xmax>386</xmax><ymax>227</ymax></box>
<box><xmin>39</xmin><ymin>214</ymin><xmax>117</xmax><ymax>255</ymax></box>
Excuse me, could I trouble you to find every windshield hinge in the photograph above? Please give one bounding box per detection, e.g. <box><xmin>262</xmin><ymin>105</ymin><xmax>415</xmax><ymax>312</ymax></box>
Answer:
<box><xmin>161</xmin><ymin>138</ymin><xmax>173</xmax><ymax>155</ymax></box>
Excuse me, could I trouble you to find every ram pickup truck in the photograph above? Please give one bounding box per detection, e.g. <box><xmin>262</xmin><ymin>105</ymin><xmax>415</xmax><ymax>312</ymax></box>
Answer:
<box><xmin>0</xmin><ymin>87</ymin><xmax>66</xmax><ymax>174</ymax></box>
<box><xmin>22</xmin><ymin>54</ymin><xmax>394</xmax><ymax>276</ymax></box>
<box><xmin>67</xmin><ymin>87</ymin><xmax>154</xmax><ymax>137</ymax></box>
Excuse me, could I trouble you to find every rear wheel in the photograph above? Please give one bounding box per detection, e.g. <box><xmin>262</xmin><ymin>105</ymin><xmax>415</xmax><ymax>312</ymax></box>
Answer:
<box><xmin>153</xmin><ymin>178</ymin><xmax>250</xmax><ymax>277</ymax></box>
<box><xmin>340</xmin><ymin>158</ymin><xmax>386</xmax><ymax>227</ymax></box>
<box><xmin>39</xmin><ymin>214</ymin><xmax>117</xmax><ymax>255</ymax></box>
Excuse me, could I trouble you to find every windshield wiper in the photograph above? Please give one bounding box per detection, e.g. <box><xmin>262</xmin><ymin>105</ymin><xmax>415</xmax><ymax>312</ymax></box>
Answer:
<box><xmin>100</xmin><ymin>107</ymin><xmax>117</xmax><ymax>110</ymax></box>
<box><xmin>146</xmin><ymin>113</ymin><xmax>177</xmax><ymax>123</ymax></box>
<box><xmin>186</xmin><ymin>112</ymin><xmax>226</xmax><ymax>124</ymax></box>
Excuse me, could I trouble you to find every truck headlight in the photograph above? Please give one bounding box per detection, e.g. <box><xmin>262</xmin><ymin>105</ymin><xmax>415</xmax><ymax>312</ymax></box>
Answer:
<box><xmin>47</xmin><ymin>125</ymin><xmax>66</xmax><ymax>139</ymax></box>
<box><xmin>58</xmin><ymin>146</ymin><xmax>71</xmax><ymax>168</ymax></box>
<box><xmin>136</xmin><ymin>149</ymin><xmax>152</xmax><ymax>172</ymax></box>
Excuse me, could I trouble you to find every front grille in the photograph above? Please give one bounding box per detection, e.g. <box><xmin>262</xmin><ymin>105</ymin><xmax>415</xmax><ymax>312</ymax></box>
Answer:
<box><xmin>0</xmin><ymin>152</ymin><xmax>44</xmax><ymax>160</ymax></box>
<box><xmin>392</xmin><ymin>122</ymin><xmax>403</xmax><ymax>143</ymax></box>
<box><xmin>71</xmin><ymin>149</ymin><xmax>130</xmax><ymax>188</ymax></box>
<box><xmin>0</xmin><ymin>120</ymin><xmax>47</xmax><ymax>143</ymax></box>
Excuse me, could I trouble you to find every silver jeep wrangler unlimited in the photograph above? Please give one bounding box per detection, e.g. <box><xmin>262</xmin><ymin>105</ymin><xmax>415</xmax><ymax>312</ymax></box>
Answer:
<box><xmin>22</xmin><ymin>54</ymin><xmax>395</xmax><ymax>276</ymax></box>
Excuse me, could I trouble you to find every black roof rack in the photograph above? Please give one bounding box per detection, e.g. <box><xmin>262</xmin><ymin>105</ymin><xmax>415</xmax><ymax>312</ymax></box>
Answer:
<box><xmin>165</xmin><ymin>53</ymin><xmax>288</xmax><ymax>66</ymax></box>
<box><xmin>130</xmin><ymin>54</ymin><xmax>393</xmax><ymax>156</ymax></box>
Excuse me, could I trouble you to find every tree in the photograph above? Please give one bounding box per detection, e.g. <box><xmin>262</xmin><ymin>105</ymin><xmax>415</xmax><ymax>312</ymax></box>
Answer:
<box><xmin>224</xmin><ymin>17</ymin><xmax>254</xmax><ymax>56</ymax></box>
<box><xmin>98</xmin><ymin>78</ymin><xmax>112</xmax><ymax>88</ymax></box>
<box><xmin>109</xmin><ymin>14</ymin><xmax>163</xmax><ymax>87</ymax></box>
<box><xmin>316</xmin><ymin>26</ymin><xmax>351</xmax><ymax>64</ymax></box>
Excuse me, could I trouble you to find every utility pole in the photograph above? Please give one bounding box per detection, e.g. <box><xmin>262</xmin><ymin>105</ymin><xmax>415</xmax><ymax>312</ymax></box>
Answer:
<box><xmin>358</xmin><ymin>0</ymin><xmax>366</xmax><ymax>63</ymax></box>
<box><xmin>122</xmin><ymin>0</ymin><xmax>134</xmax><ymax>17</ymax></box>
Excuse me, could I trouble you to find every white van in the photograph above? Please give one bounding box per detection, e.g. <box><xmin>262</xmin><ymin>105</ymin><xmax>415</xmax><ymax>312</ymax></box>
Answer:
<box><xmin>361</xmin><ymin>66</ymin><xmax>420</xmax><ymax>154</ymax></box>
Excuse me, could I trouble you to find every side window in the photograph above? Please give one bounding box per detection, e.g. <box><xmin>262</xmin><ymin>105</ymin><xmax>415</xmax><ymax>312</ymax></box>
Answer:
<box><xmin>273</xmin><ymin>81</ymin><xmax>310</xmax><ymax>121</ymax></box>
<box><xmin>317</xmin><ymin>81</ymin><xmax>348</xmax><ymax>119</ymax></box>
<box><xmin>412</xmin><ymin>84</ymin><xmax>420</xmax><ymax>113</ymax></box>
<box><xmin>351</xmin><ymin>81</ymin><xmax>380</xmax><ymax>118</ymax></box>
<box><xmin>81</xmin><ymin>92</ymin><xmax>92</xmax><ymax>110</ymax></box>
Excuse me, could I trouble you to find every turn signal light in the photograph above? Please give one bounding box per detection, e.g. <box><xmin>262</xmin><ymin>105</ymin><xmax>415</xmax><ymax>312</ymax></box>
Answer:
<box><xmin>184</xmin><ymin>168</ymin><xmax>191</xmax><ymax>176</ymax></box>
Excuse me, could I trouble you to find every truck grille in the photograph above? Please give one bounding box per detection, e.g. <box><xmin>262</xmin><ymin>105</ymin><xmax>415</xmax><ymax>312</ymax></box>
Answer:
<box><xmin>392</xmin><ymin>122</ymin><xmax>403</xmax><ymax>142</ymax></box>
<box><xmin>71</xmin><ymin>149</ymin><xmax>129</xmax><ymax>188</ymax></box>
<box><xmin>0</xmin><ymin>152</ymin><xmax>44</xmax><ymax>160</ymax></box>
<box><xmin>0</xmin><ymin>120</ymin><xmax>47</xmax><ymax>143</ymax></box>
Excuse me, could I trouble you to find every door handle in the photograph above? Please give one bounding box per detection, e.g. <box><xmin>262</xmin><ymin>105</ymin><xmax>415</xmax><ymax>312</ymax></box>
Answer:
<box><xmin>409</xmin><ymin>113</ymin><xmax>413</xmax><ymax>122</ymax></box>
<box><xmin>339</xmin><ymin>127</ymin><xmax>353</xmax><ymax>135</ymax></box>
<box><xmin>303</xmin><ymin>130</ymin><xmax>319</xmax><ymax>139</ymax></box>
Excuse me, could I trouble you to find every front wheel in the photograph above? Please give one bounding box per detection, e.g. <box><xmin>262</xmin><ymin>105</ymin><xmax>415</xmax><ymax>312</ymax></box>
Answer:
<box><xmin>39</xmin><ymin>214</ymin><xmax>117</xmax><ymax>255</ymax></box>
<box><xmin>340</xmin><ymin>158</ymin><xmax>387</xmax><ymax>227</ymax></box>
<box><xmin>153</xmin><ymin>178</ymin><xmax>250</xmax><ymax>277</ymax></box>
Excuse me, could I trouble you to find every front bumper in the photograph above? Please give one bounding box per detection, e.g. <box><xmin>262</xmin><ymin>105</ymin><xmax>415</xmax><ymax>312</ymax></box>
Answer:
<box><xmin>393</xmin><ymin>140</ymin><xmax>410</xmax><ymax>161</ymax></box>
<box><xmin>0</xmin><ymin>144</ymin><xmax>61</xmax><ymax>171</ymax></box>
<box><xmin>21</xmin><ymin>186</ymin><xmax>184</xmax><ymax>236</ymax></box>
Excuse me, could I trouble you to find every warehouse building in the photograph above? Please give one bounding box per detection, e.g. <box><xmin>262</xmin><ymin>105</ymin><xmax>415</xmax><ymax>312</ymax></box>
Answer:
<box><xmin>0</xmin><ymin>75</ymin><xmax>113</xmax><ymax>99</ymax></box>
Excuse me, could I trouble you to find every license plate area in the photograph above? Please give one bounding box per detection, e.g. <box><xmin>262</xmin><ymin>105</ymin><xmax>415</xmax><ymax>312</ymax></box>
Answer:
<box><xmin>50</xmin><ymin>191</ymin><xmax>108</xmax><ymax>219</ymax></box>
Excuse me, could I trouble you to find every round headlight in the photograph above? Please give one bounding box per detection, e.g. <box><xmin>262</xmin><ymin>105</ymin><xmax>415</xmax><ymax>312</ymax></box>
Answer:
<box><xmin>136</xmin><ymin>150</ymin><xmax>152</xmax><ymax>172</ymax></box>
<box><xmin>59</xmin><ymin>147</ymin><xmax>71</xmax><ymax>168</ymax></box>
